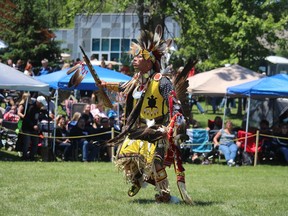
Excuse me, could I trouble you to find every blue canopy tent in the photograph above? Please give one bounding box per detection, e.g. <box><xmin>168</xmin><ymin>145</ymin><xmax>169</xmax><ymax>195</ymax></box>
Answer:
<box><xmin>34</xmin><ymin>65</ymin><xmax>131</xmax><ymax>154</ymax></box>
<box><xmin>227</xmin><ymin>74</ymin><xmax>288</xmax><ymax>151</ymax></box>
<box><xmin>35</xmin><ymin>65</ymin><xmax>131</xmax><ymax>90</ymax></box>
<box><xmin>227</xmin><ymin>74</ymin><xmax>288</xmax><ymax>98</ymax></box>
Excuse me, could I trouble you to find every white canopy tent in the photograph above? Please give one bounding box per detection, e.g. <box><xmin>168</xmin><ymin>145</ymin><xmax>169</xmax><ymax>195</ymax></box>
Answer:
<box><xmin>188</xmin><ymin>64</ymin><xmax>264</xmax><ymax>96</ymax></box>
<box><xmin>0</xmin><ymin>63</ymin><xmax>49</xmax><ymax>95</ymax></box>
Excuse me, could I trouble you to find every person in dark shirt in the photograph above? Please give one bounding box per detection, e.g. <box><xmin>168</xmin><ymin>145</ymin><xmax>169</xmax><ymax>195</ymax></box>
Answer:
<box><xmin>90</xmin><ymin>117</ymin><xmax>112</xmax><ymax>161</ymax></box>
<box><xmin>69</xmin><ymin>117</ymin><xmax>97</xmax><ymax>162</ymax></box>
<box><xmin>273</xmin><ymin>123</ymin><xmax>288</xmax><ymax>164</ymax></box>
<box><xmin>21</xmin><ymin>96</ymin><xmax>47</xmax><ymax>161</ymax></box>
<box><xmin>81</xmin><ymin>104</ymin><xmax>94</xmax><ymax>128</ymax></box>
<box><xmin>55</xmin><ymin>115</ymin><xmax>71</xmax><ymax>161</ymax></box>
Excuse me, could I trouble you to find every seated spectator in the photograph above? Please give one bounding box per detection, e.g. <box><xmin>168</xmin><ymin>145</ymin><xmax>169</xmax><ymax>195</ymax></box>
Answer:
<box><xmin>107</xmin><ymin>103</ymin><xmax>118</xmax><ymax>120</ymax></box>
<box><xmin>69</xmin><ymin>117</ymin><xmax>97</xmax><ymax>162</ymax></box>
<box><xmin>4</xmin><ymin>96</ymin><xmax>16</xmax><ymax>113</ymax></box>
<box><xmin>208</xmin><ymin>116</ymin><xmax>223</xmax><ymax>131</ymax></box>
<box><xmin>279</xmin><ymin>110</ymin><xmax>288</xmax><ymax>124</ymax></box>
<box><xmin>38</xmin><ymin>58</ymin><xmax>52</xmax><ymax>76</ymax></box>
<box><xmin>258</xmin><ymin>119</ymin><xmax>274</xmax><ymax>161</ymax></box>
<box><xmin>92</xmin><ymin>114</ymin><xmax>101</xmax><ymax>129</ymax></box>
<box><xmin>67</xmin><ymin>112</ymin><xmax>81</xmax><ymax>131</ymax></box>
<box><xmin>3</xmin><ymin>105</ymin><xmax>20</xmax><ymax>122</ymax></box>
<box><xmin>213</xmin><ymin>120</ymin><xmax>241</xmax><ymax>166</ymax></box>
<box><xmin>273</xmin><ymin>123</ymin><xmax>288</xmax><ymax>164</ymax></box>
<box><xmin>55</xmin><ymin>115</ymin><xmax>72</xmax><ymax>161</ymax></box>
<box><xmin>91</xmin><ymin>117</ymin><xmax>112</xmax><ymax>161</ymax></box>
<box><xmin>81</xmin><ymin>104</ymin><xmax>94</xmax><ymax>128</ymax></box>
<box><xmin>91</xmin><ymin>102</ymin><xmax>107</xmax><ymax>118</ymax></box>
<box><xmin>259</xmin><ymin>119</ymin><xmax>271</xmax><ymax>135</ymax></box>
<box><xmin>24</xmin><ymin>60</ymin><xmax>35</xmax><ymax>76</ymax></box>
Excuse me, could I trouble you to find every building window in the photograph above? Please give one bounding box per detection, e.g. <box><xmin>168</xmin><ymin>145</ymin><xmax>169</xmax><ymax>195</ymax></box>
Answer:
<box><xmin>110</xmin><ymin>53</ymin><xmax>120</xmax><ymax>62</ymax></box>
<box><xmin>101</xmin><ymin>54</ymin><xmax>108</xmax><ymax>61</ymax></box>
<box><xmin>121</xmin><ymin>39</ymin><xmax>130</xmax><ymax>52</ymax></box>
<box><xmin>91</xmin><ymin>53</ymin><xmax>99</xmax><ymax>60</ymax></box>
<box><xmin>111</xmin><ymin>39</ymin><xmax>120</xmax><ymax>51</ymax></box>
<box><xmin>92</xmin><ymin>39</ymin><xmax>100</xmax><ymax>51</ymax></box>
<box><xmin>102</xmin><ymin>39</ymin><xmax>110</xmax><ymax>51</ymax></box>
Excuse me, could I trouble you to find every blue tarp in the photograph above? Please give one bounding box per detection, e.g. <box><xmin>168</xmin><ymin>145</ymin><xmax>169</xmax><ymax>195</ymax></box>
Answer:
<box><xmin>227</xmin><ymin>74</ymin><xmax>288</xmax><ymax>98</ymax></box>
<box><xmin>34</xmin><ymin>65</ymin><xmax>131</xmax><ymax>90</ymax></box>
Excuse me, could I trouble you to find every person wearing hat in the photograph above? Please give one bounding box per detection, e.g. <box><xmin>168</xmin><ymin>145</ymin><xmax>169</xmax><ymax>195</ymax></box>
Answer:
<box><xmin>21</xmin><ymin>95</ymin><xmax>47</xmax><ymax>161</ymax></box>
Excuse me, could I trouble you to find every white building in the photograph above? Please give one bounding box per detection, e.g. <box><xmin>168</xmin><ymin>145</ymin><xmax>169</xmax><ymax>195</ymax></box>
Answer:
<box><xmin>54</xmin><ymin>13</ymin><xmax>180</xmax><ymax>64</ymax></box>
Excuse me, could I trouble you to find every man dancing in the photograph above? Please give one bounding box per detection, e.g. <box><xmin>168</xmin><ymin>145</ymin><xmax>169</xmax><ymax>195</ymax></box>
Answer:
<box><xmin>109</xmin><ymin>25</ymin><xmax>195</xmax><ymax>204</ymax></box>
<box><xmin>68</xmin><ymin>25</ymin><xmax>196</xmax><ymax>204</ymax></box>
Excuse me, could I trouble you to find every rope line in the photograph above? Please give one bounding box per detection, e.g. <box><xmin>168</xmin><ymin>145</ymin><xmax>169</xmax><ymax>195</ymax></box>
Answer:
<box><xmin>1</xmin><ymin>124</ymin><xmax>288</xmax><ymax>142</ymax></box>
<box><xmin>0</xmin><ymin>125</ymin><xmax>120</xmax><ymax>139</ymax></box>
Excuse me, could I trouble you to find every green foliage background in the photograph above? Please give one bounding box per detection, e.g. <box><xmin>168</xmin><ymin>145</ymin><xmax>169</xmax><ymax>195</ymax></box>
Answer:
<box><xmin>0</xmin><ymin>0</ymin><xmax>287</xmax><ymax>72</ymax></box>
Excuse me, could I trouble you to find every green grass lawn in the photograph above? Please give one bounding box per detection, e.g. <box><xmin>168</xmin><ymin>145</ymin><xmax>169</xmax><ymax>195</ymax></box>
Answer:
<box><xmin>1</xmin><ymin>99</ymin><xmax>286</xmax><ymax>215</ymax></box>
<box><xmin>192</xmin><ymin>99</ymin><xmax>243</xmax><ymax>128</ymax></box>
<box><xmin>0</xmin><ymin>157</ymin><xmax>287</xmax><ymax>216</ymax></box>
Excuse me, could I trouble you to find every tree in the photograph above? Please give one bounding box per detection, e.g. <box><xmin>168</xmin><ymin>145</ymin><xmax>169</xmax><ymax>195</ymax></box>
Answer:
<box><xmin>0</xmin><ymin>0</ymin><xmax>62</xmax><ymax>70</ymax></box>
<box><xmin>171</xmin><ymin>0</ymin><xmax>288</xmax><ymax>71</ymax></box>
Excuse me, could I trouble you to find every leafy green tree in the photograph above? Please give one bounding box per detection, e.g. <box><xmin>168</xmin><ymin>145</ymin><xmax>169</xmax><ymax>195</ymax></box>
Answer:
<box><xmin>172</xmin><ymin>0</ymin><xmax>288</xmax><ymax>71</ymax></box>
<box><xmin>0</xmin><ymin>0</ymin><xmax>61</xmax><ymax>71</ymax></box>
<box><xmin>61</xmin><ymin>0</ymin><xmax>287</xmax><ymax>71</ymax></box>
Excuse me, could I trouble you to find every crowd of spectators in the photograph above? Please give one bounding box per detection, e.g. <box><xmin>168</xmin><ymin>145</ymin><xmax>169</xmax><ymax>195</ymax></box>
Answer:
<box><xmin>0</xmin><ymin>86</ymin><xmax>123</xmax><ymax>162</ymax></box>
<box><xmin>0</xmin><ymin>84</ymin><xmax>287</xmax><ymax>165</ymax></box>
<box><xmin>0</xmin><ymin>58</ymin><xmax>287</xmax><ymax>165</ymax></box>
<box><xmin>186</xmin><ymin>114</ymin><xmax>288</xmax><ymax>166</ymax></box>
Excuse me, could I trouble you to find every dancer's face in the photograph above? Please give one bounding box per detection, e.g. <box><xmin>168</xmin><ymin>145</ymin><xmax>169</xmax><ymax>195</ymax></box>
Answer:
<box><xmin>133</xmin><ymin>54</ymin><xmax>153</xmax><ymax>74</ymax></box>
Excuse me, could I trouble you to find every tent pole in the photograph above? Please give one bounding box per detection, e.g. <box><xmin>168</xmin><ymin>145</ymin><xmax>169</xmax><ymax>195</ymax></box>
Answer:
<box><xmin>222</xmin><ymin>96</ymin><xmax>227</xmax><ymax>129</ymax></box>
<box><xmin>52</xmin><ymin>89</ymin><xmax>58</xmax><ymax>156</ymax></box>
<box><xmin>244</xmin><ymin>97</ymin><xmax>251</xmax><ymax>152</ymax></box>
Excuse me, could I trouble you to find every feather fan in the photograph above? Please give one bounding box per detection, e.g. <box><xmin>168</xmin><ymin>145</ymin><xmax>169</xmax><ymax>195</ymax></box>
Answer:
<box><xmin>174</xmin><ymin>59</ymin><xmax>198</xmax><ymax>118</ymax></box>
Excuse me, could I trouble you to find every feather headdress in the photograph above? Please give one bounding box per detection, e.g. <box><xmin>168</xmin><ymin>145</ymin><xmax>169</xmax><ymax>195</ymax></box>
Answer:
<box><xmin>129</xmin><ymin>25</ymin><xmax>172</xmax><ymax>71</ymax></box>
<box><xmin>121</xmin><ymin>25</ymin><xmax>172</xmax><ymax>95</ymax></box>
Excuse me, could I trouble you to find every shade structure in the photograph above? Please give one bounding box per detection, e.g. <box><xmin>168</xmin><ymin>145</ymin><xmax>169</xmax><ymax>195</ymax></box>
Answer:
<box><xmin>188</xmin><ymin>64</ymin><xmax>264</xmax><ymax>96</ymax></box>
<box><xmin>90</xmin><ymin>59</ymin><xmax>122</xmax><ymax>66</ymax></box>
<box><xmin>226</xmin><ymin>73</ymin><xmax>288</xmax><ymax>152</ymax></box>
<box><xmin>35</xmin><ymin>65</ymin><xmax>131</xmax><ymax>90</ymax></box>
<box><xmin>227</xmin><ymin>74</ymin><xmax>288</xmax><ymax>98</ymax></box>
<box><xmin>0</xmin><ymin>63</ymin><xmax>49</xmax><ymax>95</ymax></box>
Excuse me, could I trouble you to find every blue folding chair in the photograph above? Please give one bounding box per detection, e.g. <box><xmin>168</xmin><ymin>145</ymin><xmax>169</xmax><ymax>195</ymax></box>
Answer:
<box><xmin>185</xmin><ymin>129</ymin><xmax>213</xmax><ymax>153</ymax></box>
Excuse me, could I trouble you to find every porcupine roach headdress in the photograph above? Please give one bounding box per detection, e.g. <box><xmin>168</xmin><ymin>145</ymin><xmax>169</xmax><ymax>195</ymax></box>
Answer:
<box><xmin>130</xmin><ymin>25</ymin><xmax>172</xmax><ymax>72</ymax></box>
<box><xmin>122</xmin><ymin>25</ymin><xmax>172</xmax><ymax>94</ymax></box>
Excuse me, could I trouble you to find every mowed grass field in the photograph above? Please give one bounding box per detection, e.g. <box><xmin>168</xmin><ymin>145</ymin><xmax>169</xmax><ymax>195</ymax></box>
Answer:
<box><xmin>0</xmin><ymin>160</ymin><xmax>287</xmax><ymax>216</ymax></box>
<box><xmin>0</xmin><ymin>99</ymin><xmax>286</xmax><ymax>215</ymax></box>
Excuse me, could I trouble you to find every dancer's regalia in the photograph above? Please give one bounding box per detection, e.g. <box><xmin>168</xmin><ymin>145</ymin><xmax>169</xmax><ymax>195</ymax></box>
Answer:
<box><xmin>109</xmin><ymin>25</ymin><xmax>196</xmax><ymax>204</ymax></box>
<box><xmin>68</xmin><ymin>25</ymin><xmax>196</xmax><ymax>204</ymax></box>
